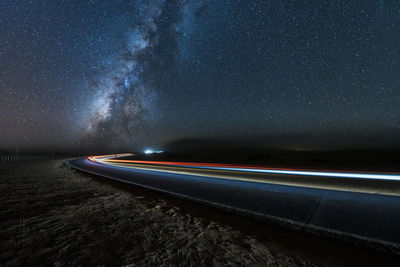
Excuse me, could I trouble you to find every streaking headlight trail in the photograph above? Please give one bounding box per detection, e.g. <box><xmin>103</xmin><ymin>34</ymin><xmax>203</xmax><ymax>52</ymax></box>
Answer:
<box><xmin>88</xmin><ymin>154</ymin><xmax>400</xmax><ymax>182</ymax></box>
<box><xmin>69</xmin><ymin>154</ymin><xmax>400</xmax><ymax>247</ymax></box>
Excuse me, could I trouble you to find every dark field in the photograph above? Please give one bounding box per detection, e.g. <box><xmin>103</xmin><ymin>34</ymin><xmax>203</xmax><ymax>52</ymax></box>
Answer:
<box><xmin>0</xmin><ymin>159</ymin><xmax>398</xmax><ymax>266</ymax></box>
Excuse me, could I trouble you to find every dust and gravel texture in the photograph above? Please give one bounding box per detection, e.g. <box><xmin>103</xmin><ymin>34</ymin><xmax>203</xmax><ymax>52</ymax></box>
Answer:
<box><xmin>0</xmin><ymin>159</ymin><xmax>397</xmax><ymax>266</ymax></box>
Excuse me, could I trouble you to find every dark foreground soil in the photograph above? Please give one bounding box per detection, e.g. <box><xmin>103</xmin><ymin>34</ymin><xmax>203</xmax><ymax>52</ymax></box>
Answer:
<box><xmin>0</xmin><ymin>159</ymin><xmax>398</xmax><ymax>266</ymax></box>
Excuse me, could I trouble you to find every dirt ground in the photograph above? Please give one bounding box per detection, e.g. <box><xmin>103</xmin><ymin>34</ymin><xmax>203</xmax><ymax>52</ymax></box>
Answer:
<box><xmin>0</xmin><ymin>159</ymin><xmax>398</xmax><ymax>266</ymax></box>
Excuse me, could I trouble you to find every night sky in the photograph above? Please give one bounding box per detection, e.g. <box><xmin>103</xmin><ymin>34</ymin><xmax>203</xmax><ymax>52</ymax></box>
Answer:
<box><xmin>1</xmin><ymin>0</ymin><xmax>399</xmax><ymax>152</ymax></box>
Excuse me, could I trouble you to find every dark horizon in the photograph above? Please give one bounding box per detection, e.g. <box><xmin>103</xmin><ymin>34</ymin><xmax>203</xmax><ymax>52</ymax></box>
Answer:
<box><xmin>3</xmin><ymin>135</ymin><xmax>400</xmax><ymax>157</ymax></box>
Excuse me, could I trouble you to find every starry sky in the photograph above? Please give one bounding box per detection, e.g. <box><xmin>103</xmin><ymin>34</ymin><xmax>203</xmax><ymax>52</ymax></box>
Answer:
<box><xmin>1</xmin><ymin>0</ymin><xmax>399</xmax><ymax>152</ymax></box>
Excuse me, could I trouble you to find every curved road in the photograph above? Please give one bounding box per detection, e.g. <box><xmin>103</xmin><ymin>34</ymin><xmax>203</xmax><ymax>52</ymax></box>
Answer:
<box><xmin>68</xmin><ymin>154</ymin><xmax>400</xmax><ymax>250</ymax></box>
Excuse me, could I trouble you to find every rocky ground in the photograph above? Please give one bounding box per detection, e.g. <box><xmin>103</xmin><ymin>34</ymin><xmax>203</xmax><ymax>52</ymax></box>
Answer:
<box><xmin>0</xmin><ymin>159</ymin><xmax>398</xmax><ymax>266</ymax></box>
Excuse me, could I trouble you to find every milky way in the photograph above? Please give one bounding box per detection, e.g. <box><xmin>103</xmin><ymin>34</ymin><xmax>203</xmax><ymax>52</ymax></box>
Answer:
<box><xmin>1</xmin><ymin>0</ymin><xmax>399</xmax><ymax>152</ymax></box>
<box><xmin>83</xmin><ymin>0</ymin><xmax>166</xmax><ymax>151</ymax></box>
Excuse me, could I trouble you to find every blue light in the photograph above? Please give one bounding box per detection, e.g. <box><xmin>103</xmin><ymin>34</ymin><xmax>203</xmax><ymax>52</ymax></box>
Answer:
<box><xmin>144</xmin><ymin>148</ymin><xmax>163</xmax><ymax>154</ymax></box>
<box><xmin>144</xmin><ymin>149</ymin><xmax>154</xmax><ymax>154</ymax></box>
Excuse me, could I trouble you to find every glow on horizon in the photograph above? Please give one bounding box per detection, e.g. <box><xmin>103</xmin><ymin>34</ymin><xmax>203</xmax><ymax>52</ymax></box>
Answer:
<box><xmin>144</xmin><ymin>149</ymin><xmax>163</xmax><ymax>154</ymax></box>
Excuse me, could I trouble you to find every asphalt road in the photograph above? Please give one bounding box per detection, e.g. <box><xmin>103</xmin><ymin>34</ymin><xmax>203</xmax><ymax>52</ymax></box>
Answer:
<box><xmin>68</xmin><ymin>154</ymin><xmax>400</xmax><ymax>250</ymax></box>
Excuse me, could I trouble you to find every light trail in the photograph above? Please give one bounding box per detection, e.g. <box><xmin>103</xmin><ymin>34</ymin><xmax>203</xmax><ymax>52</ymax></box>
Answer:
<box><xmin>88</xmin><ymin>154</ymin><xmax>400</xmax><ymax>182</ymax></box>
<box><xmin>88</xmin><ymin>153</ymin><xmax>132</xmax><ymax>162</ymax></box>
<box><xmin>69</xmin><ymin>155</ymin><xmax>400</xmax><ymax>246</ymax></box>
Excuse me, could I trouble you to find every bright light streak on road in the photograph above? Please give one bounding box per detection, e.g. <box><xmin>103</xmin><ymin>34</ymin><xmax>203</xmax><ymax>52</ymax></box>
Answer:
<box><xmin>88</xmin><ymin>154</ymin><xmax>400</xmax><ymax>182</ymax></box>
<box><xmin>71</xmin><ymin>154</ymin><xmax>400</xmax><ymax>245</ymax></box>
